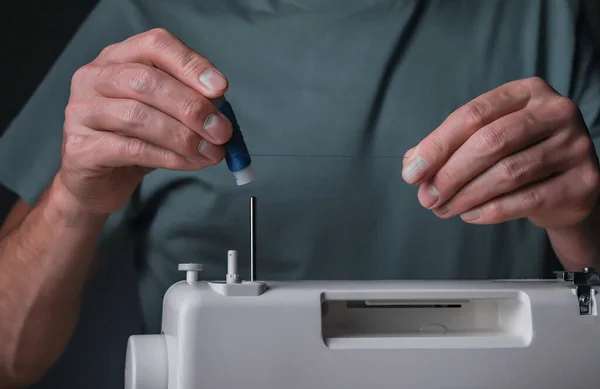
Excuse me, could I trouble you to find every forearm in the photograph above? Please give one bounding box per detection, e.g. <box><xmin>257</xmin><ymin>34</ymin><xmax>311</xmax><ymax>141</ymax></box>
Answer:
<box><xmin>0</xmin><ymin>176</ymin><xmax>108</xmax><ymax>387</ymax></box>
<box><xmin>546</xmin><ymin>206</ymin><xmax>600</xmax><ymax>271</ymax></box>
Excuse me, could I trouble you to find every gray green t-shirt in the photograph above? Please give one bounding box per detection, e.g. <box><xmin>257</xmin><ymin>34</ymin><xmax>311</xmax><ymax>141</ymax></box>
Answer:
<box><xmin>1</xmin><ymin>1</ymin><xmax>599</xmax><ymax>388</ymax></box>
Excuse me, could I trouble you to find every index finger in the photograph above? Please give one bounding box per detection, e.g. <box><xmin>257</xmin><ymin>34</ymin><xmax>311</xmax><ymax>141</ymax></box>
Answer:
<box><xmin>93</xmin><ymin>28</ymin><xmax>228</xmax><ymax>98</ymax></box>
<box><xmin>401</xmin><ymin>79</ymin><xmax>534</xmax><ymax>185</ymax></box>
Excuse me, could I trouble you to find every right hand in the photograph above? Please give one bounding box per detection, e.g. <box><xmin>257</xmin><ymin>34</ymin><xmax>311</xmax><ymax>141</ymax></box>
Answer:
<box><xmin>57</xmin><ymin>28</ymin><xmax>233</xmax><ymax>215</ymax></box>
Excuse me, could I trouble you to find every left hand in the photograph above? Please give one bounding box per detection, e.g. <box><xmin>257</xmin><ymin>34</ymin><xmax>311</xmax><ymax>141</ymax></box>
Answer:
<box><xmin>402</xmin><ymin>77</ymin><xmax>600</xmax><ymax>229</ymax></box>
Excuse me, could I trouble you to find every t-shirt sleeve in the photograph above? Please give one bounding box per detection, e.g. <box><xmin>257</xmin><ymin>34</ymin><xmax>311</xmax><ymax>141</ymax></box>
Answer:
<box><xmin>0</xmin><ymin>0</ymin><xmax>144</xmax><ymax>206</ymax></box>
<box><xmin>571</xmin><ymin>2</ymin><xmax>600</xmax><ymax>156</ymax></box>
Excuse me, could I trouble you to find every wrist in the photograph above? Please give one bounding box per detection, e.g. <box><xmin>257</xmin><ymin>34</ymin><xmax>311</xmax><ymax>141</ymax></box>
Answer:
<box><xmin>46</xmin><ymin>174</ymin><xmax>109</xmax><ymax>229</ymax></box>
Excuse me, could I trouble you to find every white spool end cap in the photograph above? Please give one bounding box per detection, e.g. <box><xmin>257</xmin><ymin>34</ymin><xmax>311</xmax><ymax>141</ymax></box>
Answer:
<box><xmin>125</xmin><ymin>335</ymin><xmax>168</xmax><ymax>389</ymax></box>
<box><xmin>232</xmin><ymin>165</ymin><xmax>255</xmax><ymax>186</ymax></box>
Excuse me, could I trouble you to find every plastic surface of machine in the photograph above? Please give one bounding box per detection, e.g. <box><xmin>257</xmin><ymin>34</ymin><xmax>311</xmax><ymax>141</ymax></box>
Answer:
<box><xmin>124</xmin><ymin>198</ymin><xmax>600</xmax><ymax>389</ymax></box>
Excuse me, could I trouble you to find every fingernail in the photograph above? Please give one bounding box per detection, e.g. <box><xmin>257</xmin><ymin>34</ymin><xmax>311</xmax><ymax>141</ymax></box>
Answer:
<box><xmin>199</xmin><ymin>68</ymin><xmax>227</xmax><ymax>91</ymax></box>
<box><xmin>198</xmin><ymin>139</ymin><xmax>222</xmax><ymax>161</ymax></box>
<box><xmin>402</xmin><ymin>156</ymin><xmax>428</xmax><ymax>184</ymax></box>
<box><xmin>435</xmin><ymin>205</ymin><xmax>450</xmax><ymax>216</ymax></box>
<box><xmin>460</xmin><ymin>209</ymin><xmax>481</xmax><ymax>221</ymax></box>
<box><xmin>204</xmin><ymin>113</ymin><xmax>231</xmax><ymax>142</ymax></box>
<box><xmin>429</xmin><ymin>184</ymin><xmax>439</xmax><ymax>196</ymax></box>
<box><xmin>421</xmin><ymin>184</ymin><xmax>439</xmax><ymax>209</ymax></box>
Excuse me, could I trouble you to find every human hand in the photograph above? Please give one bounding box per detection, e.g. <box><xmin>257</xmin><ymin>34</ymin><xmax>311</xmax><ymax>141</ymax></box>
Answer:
<box><xmin>402</xmin><ymin>77</ymin><xmax>600</xmax><ymax>229</ymax></box>
<box><xmin>58</xmin><ymin>28</ymin><xmax>233</xmax><ymax>215</ymax></box>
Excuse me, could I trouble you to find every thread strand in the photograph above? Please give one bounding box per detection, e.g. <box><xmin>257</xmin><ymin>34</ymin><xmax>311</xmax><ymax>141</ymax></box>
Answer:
<box><xmin>247</xmin><ymin>153</ymin><xmax>409</xmax><ymax>160</ymax></box>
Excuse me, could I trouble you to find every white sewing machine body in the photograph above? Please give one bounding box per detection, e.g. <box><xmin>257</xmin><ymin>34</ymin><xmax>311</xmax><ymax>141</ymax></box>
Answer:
<box><xmin>125</xmin><ymin>265</ymin><xmax>599</xmax><ymax>389</ymax></box>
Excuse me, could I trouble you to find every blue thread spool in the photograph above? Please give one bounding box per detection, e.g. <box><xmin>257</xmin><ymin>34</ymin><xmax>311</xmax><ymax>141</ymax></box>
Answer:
<box><xmin>215</xmin><ymin>98</ymin><xmax>255</xmax><ymax>186</ymax></box>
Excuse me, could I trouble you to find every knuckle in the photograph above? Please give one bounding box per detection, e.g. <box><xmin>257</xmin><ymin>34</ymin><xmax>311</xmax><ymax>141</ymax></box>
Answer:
<box><xmin>63</xmin><ymin>130</ymin><xmax>89</xmax><ymax>150</ymax></box>
<box><xmin>462</xmin><ymin>99</ymin><xmax>490</xmax><ymax>128</ymax></box>
<box><xmin>64</xmin><ymin>102</ymin><xmax>83</xmax><ymax>123</ymax></box>
<box><xmin>499</xmin><ymin>156</ymin><xmax>526</xmax><ymax>183</ymax></box>
<box><xmin>97</xmin><ymin>43</ymin><xmax>118</xmax><ymax>59</ymax></box>
<box><xmin>554</xmin><ymin>97</ymin><xmax>580</xmax><ymax>121</ymax></box>
<box><xmin>163</xmin><ymin>151</ymin><xmax>185</xmax><ymax>169</ymax></box>
<box><xmin>427</xmin><ymin>134</ymin><xmax>446</xmax><ymax>158</ymax></box>
<box><xmin>70</xmin><ymin>67</ymin><xmax>87</xmax><ymax>85</ymax></box>
<box><xmin>177</xmin><ymin>50</ymin><xmax>209</xmax><ymax>79</ymax></box>
<box><xmin>62</xmin><ymin>131</ymin><xmax>94</xmax><ymax>164</ymax></box>
<box><xmin>141</xmin><ymin>28</ymin><xmax>174</xmax><ymax>51</ymax></box>
<box><xmin>580</xmin><ymin>165</ymin><xmax>600</xmax><ymax>195</ymax></box>
<box><xmin>71</xmin><ymin>64</ymin><xmax>98</xmax><ymax>87</ymax></box>
<box><xmin>521</xmin><ymin>189</ymin><xmax>544</xmax><ymax>212</ymax></box>
<box><xmin>180</xmin><ymin>96</ymin><xmax>207</xmax><ymax>122</ymax></box>
<box><xmin>117</xmin><ymin>101</ymin><xmax>148</xmax><ymax>126</ymax></box>
<box><xmin>571</xmin><ymin>134</ymin><xmax>594</xmax><ymax>157</ymax></box>
<box><xmin>170</xmin><ymin>125</ymin><xmax>200</xmax><ymax>155</ymax></box>
<box><xmin>476</xmin><ymin>123</ymin><xmax>509</xmax><ymax>154</ymax></box>
<box><xmin>520</xmin><ymin>109</ymin><xmax>539</xmax><ymax>130</ymax></box>
<box><xmin>485</xmin><ymin>202</ymin><xmax>502</xmax><ymax>222</ymax></box>
<box><xmin>123</xmin><ymin>138</ymin><xmax>148</xmax><ymax>160</ymax></box>
<box><xmin>128</xmin><ymin>68</ymin><xmax>159</xmax><ymax>94</ymax></box>
<box><xmin>525</xmin><ymin>76</ymin><xmax>547</xmax><ymax>90</ymax></box>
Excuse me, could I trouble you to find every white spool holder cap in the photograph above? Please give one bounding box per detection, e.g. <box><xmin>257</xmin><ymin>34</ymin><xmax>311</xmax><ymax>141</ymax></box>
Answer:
<box><xmin>178</xmin><ymin>263</ymin><xmax>203</xmax><ymax>285</ymax></box>
<box><xmin>232</xmin><ymin>165</ymin><xmax>255</xmax><ymax>186</ymax></box>
<box><xmin>226</xmin><ymin>250</ymin><xmax>240</xmax><ymax>284</ymax></box>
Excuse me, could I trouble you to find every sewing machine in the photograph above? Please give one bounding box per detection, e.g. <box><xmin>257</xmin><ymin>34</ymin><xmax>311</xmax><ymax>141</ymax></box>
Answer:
<box><xmin>124</xmin><ymin>198</ymin><xmax>600</xmax><ymax>389</ymax></box>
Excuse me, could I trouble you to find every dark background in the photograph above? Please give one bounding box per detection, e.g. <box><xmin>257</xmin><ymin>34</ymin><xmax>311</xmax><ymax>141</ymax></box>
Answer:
<box><xmin>1</xmin><ymin>1</ymin><xmax>600</xmax><ymax>225</ymax></box>
<box><xmin>0</xmin><ymin>0</ymin><xmax>99</xmax><ymax>222</ymax></box>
